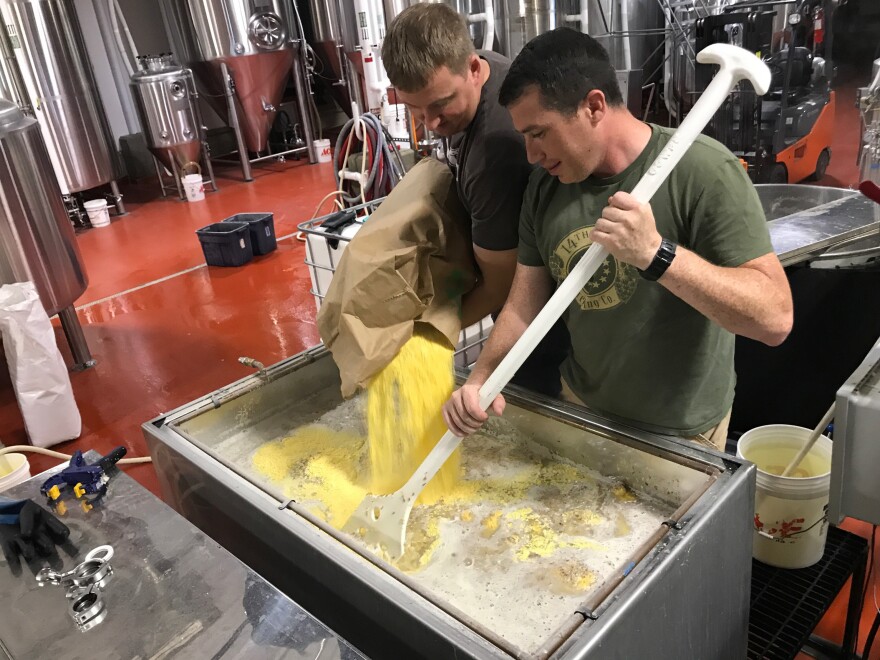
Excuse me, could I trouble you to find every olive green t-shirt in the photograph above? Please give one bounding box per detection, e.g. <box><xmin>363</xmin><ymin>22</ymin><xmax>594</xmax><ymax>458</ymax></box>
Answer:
<box><xmin>518</xmin><ymin>124</ymin><xmax>774</xmax><ymax>436</ymax></box>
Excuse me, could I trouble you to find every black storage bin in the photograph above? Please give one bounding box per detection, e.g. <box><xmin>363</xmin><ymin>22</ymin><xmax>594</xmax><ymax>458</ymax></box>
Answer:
<box><xmin>222</xmin><ymin>212</ymin><xmax>276</xmax><ymax>255</ymax></box>
<box><xmin>196</xmin><ymin>222</ymin><xmax>253</xmax><ymax>267</ymax></box>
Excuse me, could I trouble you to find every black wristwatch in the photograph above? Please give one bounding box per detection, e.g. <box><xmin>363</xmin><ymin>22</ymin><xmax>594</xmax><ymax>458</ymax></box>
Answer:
<box><xmin>638</xmin><ymin>238</ymin><xmax>677</xmax><ymax>281</ymax></box>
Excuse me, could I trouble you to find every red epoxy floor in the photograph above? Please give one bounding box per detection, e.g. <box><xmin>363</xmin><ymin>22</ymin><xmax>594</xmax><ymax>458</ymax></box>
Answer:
<box><xmin>0</xmin><ymin>159</ymin><xmax>332</xmax><ymax>492</ymax></box>
<box><xmin>0</xmin><ymin>77</ymin><xmax>877</xmax><ymax>656</ymax></box>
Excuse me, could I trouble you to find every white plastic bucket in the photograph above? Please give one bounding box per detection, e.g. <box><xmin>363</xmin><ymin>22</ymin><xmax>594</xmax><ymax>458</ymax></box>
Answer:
<box><xmin>314</xmin><ymin>138</ymin><xmax>332</xmax><ymax>163</ymax></box>
<box><xmin>0</xmin><ymin>452</ymin><xmax>31</xmax><ymax>493</ymax></box>
<box><xmin>83</xmin><ymin>199</ymin><xmax>110</xmax><ymax>227</ymax></box>
<box><xmin>737</xmin><ymin>424</ymin><xmax>832</xmax><ymax>569</ymax></box>
<box><xmin>182</xmin><ymin>173</ymin><xmax>205</xmax><ymax>202</ymax></box>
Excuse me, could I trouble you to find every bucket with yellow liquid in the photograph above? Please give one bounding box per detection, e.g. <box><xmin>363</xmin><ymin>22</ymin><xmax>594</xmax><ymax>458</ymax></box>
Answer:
<box><xmin>737</xmin><ymin>424</ymin><xmax>832</xmax><ymax>569</ymax></box>
<box><xmin>0</xmin><ymin>452</ymin><xmax>31</xmax><ymax>493</ymax></box>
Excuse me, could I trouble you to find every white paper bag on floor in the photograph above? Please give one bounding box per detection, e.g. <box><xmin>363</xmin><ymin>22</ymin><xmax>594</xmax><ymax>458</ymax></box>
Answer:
<box><xmin>0</xmin><ymin>282</ymin><xmax>81</xmax><ymax>447</ymax></box>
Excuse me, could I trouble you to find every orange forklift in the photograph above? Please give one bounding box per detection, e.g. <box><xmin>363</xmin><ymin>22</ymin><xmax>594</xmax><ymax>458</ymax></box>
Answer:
<box><xmin>696</xmin><ymin>0</ymin><xmax>835</xmax><ymax>183</ymax></box>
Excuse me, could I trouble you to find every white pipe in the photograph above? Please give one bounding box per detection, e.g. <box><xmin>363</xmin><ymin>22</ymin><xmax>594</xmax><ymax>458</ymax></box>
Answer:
<box><xmin>370</xmin><ymin>0</ymin><xmax>391</xmax><ymax>92</ymax></box>
<box><xmin>353</xmin><ymin>0</ymin><xmax>389</xmax><ymax>110</ymax></box>
<box><xmin>564</xmin><ymin>0</ymin><xmax>589</xmax><ymax>34</ymax></box>
<box><xmin>89</xmin><ymin>0</ymin><xmax>140</xmax><ymax>133</ymax></box>
<box><xmin>619</xmin><ymin>0</ymin><xmax>632</xmax><ymax>70</ymax></box>
<box><xmin>467</xmin><ymin>0</ymin><xmax>495</xmax><ymax>51</ymax></box>
<box><xmin>108</xmin><ymin>0</ymin><xmax>133</xmax><ymax>75</ymax></box>
<box><xmin>371</xmin><ymin>0</ymin><xmax>386</xmax><ymax>42</ymax></box>
<box><xmin>113</xmin><ymin>0</ymin><xmax>139</xmax><ymax>63</ymax></box>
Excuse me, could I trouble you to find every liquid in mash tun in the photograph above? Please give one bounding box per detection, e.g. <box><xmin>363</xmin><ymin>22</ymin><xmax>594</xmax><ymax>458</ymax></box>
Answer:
<box><xmin>165</xmin><ymin>348</ymin><xmax>726</xmax><ymax>658</ymax></box>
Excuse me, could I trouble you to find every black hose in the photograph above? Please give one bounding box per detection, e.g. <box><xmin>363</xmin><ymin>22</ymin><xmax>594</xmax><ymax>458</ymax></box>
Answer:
<box><xmin>333</xmin><ymin>112</ymin><xmax>397</xmax><ymax>204</ymax></box>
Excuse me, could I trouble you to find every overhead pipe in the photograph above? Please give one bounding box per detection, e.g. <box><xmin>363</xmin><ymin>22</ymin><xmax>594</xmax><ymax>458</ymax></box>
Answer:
<box><xmin>467</xmin><ymin>0</ymin><xmax>495</xmax><ymax>51</ymax></box>
<box><xmin>111</xmin><ymin>0</ymin><xmax>139</xmax><ymax>70</ymax></box>
<box><xmin>353</xmin><ymin>0</ymin><xmax>390</xmax><ymax>111</ymax></box>
<box><xmin>619</xmin><ymin>0</ymin><xmax>632</xmax><ymax>70</ymax></box>
<box><xmin>89</xmin><ymin>0</ymin><xmax>140</xmax><ymax>134</ymax></box>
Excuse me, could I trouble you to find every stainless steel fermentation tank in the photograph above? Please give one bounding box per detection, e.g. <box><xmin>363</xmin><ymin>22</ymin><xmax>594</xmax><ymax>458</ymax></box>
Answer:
<box><xmin>0</xmin><ymin>0</ymin><xmax>125</xmax><ymax>215</ymax></box>
<box><xmin>144</xmin><ymin>345</ymin><xmax>755</xmax><ymax>660</ymax></box>
<box><xmin>159</xmin><ymin>0</ymin><xmax>317</xmax><ymax>181</ymax></box>
<box><xmin>308</xmin><ymin>0</ymin><xmax>361</xmax><ymax>113</ymax></box>
<box><xmin>130</xmin><ymin>55</ymin><xmax>218</xmax><ymax>200</ymax></box>
<box><xmin>307</xmin><ymin>0</ymin><xmax>663</xmax><ymax>119</ymax></box>
<box><xmin>497</xmin><ymin>0</ymin><xmax>663</xmax><ymax>72</ymax></box>
<box><xmin>0</xmin><ymin>100</ymin><xmax>93</xmax><ymax>369</ymax></box>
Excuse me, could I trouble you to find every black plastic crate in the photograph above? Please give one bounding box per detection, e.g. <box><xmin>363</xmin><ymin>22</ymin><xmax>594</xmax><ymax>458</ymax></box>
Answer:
<box><xmin>222</xmin><ymin>212</ymin><xmax>276</xmax><ymax>255</ymax></box>
<box><xmin>196</xmin><ymin>222</ymin><xmax>253</xmax><ymax>267</ymax></box>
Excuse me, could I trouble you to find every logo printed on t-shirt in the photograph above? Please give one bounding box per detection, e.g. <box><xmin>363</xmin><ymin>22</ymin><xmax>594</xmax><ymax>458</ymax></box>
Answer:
<box><xmin>548</xmin><ymin>226</ymin><xmax>638</xmax><ymax>311</ymax></box>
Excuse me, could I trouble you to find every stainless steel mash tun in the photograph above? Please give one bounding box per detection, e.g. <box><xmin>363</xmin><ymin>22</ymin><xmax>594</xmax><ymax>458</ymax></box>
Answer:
<box><xmin>36</xmin><ymin>545</ymin><xmax>115</xmax><ymax>632</ymax></box>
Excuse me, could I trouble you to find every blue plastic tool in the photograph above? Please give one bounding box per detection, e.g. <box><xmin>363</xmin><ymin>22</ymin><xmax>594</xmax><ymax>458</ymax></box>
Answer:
<box><xmin>39</xmin><ymin>447</ymin><xmax>126</xmax><ymax>501</ymax></box>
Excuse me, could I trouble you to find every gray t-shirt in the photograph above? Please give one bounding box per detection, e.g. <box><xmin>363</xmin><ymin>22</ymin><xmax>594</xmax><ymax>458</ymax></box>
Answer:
<box><xmin>441</xmin><ymin>51</ymin><xmax>531</xmax><ymax>251</ymax></box>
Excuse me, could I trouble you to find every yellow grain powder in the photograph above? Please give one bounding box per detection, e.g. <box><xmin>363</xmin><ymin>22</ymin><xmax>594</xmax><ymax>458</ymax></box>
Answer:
<box><xmin>611</xmin><ymin>484</ymin><xmax>636</xmax><ymax>503</ymax></box>
<box><xmin>251</xmin><ymin>425</ymin><xmax>367</xmax><ymax>526</ymax></box>
<box><xmin>250</xmin><ymin>416</ymin><xmax>632</xmax><ymax>586</ymax></box>
<box><xmin>548</xmin><ymin>563</ymin><xmax>598</xmax><ymax>594</ymax></box>
<box><xmin>366</xmin><ymin>326</ymin><xmax>459</xmax><ymax>502</ymax></box>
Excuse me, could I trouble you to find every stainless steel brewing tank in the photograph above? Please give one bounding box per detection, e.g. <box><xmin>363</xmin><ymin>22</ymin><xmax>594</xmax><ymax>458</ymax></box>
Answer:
<box><xmin>308</xmin><ymin>0</ymin><xmax>355</xmax><ymax>112</ymax></box>
<box><xmin>0</xmin><ymin>0</ymin><xmax>116</xmax><ymax>194</ymax></box>
<box><xmin>0</xmin><ymin>100</ymin><xmax>87</xmax><ymax>315</ymax></box>
<box><xmin>143</xmin><ymin>345</ymin><xmax>756</xmax><ymax>660</ymax></box>
<box><xmin>161</xmin><ymin>0</ymin><xmax>297</xmax><ymax>154</ymax></box>
<box><xmin>0</xmin><ymin>23</ymin><xmax>27</xmax><ymax>110</ymax></box>
<box><xmin>130</xmin><ymin>56</ymin><xmax>202</xmax><ymax>172</ymax></box>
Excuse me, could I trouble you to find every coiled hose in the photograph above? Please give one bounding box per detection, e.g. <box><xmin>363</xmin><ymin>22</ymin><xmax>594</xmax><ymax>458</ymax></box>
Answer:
<box><xmin>334</xmin><ymin>112</ymin><xmax>405</xmax><ymax>205</ymax></box>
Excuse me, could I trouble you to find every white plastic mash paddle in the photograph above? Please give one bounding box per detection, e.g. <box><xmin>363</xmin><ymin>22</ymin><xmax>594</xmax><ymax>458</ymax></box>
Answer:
<box><xmin>342</xmin><ymin>44</ymin><xmax>772</xmax><ymax>560</ymax></box>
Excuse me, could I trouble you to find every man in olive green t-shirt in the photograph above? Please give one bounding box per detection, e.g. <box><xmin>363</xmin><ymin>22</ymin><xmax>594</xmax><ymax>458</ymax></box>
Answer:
<box><xmin>442</xmin><ymin>28</ymin><xmax>793</xmax><ymax>448</ymax></box>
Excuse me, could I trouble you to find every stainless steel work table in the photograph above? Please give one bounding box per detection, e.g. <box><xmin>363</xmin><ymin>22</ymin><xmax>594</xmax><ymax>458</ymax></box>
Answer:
<box><xmin>0</xmin><ymin>451</ymin><xmax>366</xmax><ymax>660</ymax></box>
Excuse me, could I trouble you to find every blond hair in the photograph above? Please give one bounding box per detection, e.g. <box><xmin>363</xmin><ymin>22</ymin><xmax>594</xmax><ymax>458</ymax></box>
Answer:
<box><xmin>381</xmin><ymin>4</ymin><xmax>475</xmax><ymax>92</ymax></box>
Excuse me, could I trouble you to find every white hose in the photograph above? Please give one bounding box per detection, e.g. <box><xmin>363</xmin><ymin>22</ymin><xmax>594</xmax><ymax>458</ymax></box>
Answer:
<box><xmin>0</xmin><ymin>445</ymin><xmax>152</xmax><ymax>465</ymax></box>
<box><xmin>114</xmin><ymin>0</ymin><xmax>138</xmax><ymax>62</ymax></box>
<box><xmin>109</xmin><ymin>0</ymin><xmax>133</xmax><ymax>76</ymax></box>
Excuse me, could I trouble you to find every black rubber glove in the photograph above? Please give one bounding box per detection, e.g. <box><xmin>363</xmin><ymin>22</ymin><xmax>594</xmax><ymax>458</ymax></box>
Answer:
<box><xmin>0</xmin><ymin>500</ymin><xmax>70</xmax><ymax>568</ymax></box>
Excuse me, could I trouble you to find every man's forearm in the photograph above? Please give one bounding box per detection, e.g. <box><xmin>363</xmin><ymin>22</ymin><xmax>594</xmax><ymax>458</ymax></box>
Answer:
<box><xmin>660</xmin><ymin>249</ymin><xmax>793</xmax><ymax>346</ymax></box>
<box><xmin>466</xmin><ymin>303</ymin><xmax>534</xmax><ymax>386</ymax></box>
<box><xmin>460</xmin><ymin>282</ymin><xmax>503</xmax><ymax>328</ymax></box>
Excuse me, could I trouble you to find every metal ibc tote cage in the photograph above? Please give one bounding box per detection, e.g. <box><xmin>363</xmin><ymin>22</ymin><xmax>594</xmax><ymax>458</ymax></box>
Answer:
<box><xmin>297</xmin><ymin>198</ymin><xmax>494</xmax><ymax>369</ymax></box>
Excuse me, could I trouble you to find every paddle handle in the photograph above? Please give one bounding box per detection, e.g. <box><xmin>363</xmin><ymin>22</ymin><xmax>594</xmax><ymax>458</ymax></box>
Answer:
<box><xmin>400</xmin><ymin>429</ymin><xmax>460</xmax><ymax>501</ymax></box>
<box><xmin>401</xmin><ymin>45</ymin><xmax>772</xmax><ymax>501</ymax></box>
<box><xmin>780</xmin><ymin>403</ymin><xmax>835</xmax><ymax>477</ymax></box>
<box><xmin>476</xmin><ymin>52</ymin><xmax>766</xmax><ymax>410</ymax></box>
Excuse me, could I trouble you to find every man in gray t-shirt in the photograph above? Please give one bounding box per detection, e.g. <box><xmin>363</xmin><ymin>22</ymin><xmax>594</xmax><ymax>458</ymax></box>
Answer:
<box><xmin>382</xmin><ymin>3</ymin><xmax>568</xmax><ymax>395</ymax></box>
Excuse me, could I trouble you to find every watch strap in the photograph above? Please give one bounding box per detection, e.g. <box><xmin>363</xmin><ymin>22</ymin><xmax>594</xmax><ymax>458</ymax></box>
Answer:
<box><xmin>639</xmin><ymin>238</ymin><xmax>677</xmax><ymax>281</ymax></box>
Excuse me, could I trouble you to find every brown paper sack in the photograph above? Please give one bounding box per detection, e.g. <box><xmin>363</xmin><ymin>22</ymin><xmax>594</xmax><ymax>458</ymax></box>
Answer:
<box><xmin>317</xmin><ymin>158</ymin><xmax>476</xmax><ymax>397</ymax></box>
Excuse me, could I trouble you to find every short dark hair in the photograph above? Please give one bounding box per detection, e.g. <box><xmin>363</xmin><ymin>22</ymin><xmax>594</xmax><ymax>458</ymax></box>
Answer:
<box><xmin>499</xmin><ymin>28</ymin><xmax>624</xmax><ymax>113</ymax></box>
<box><xmin>381</xmin><ymin>4</ymin><xmax>474</xmax><ymax>92</ymax></box>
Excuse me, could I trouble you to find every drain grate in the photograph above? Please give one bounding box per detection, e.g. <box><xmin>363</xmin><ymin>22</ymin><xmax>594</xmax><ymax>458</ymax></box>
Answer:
<box><xmin>748</xmin><ymin>526</ymin><xmax>868</xmax><ymax>659</ymax></box>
